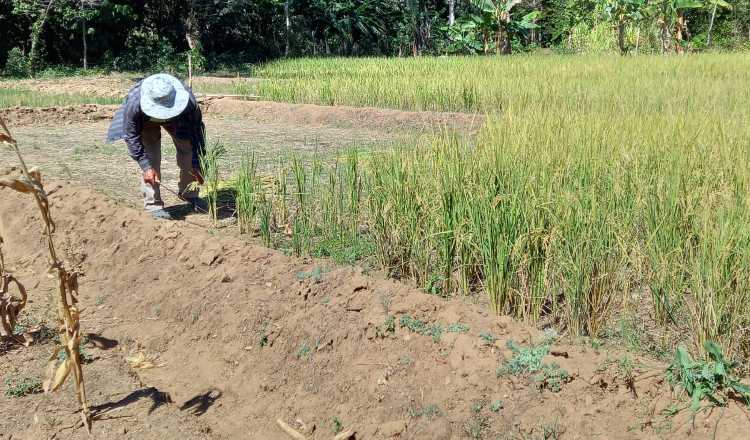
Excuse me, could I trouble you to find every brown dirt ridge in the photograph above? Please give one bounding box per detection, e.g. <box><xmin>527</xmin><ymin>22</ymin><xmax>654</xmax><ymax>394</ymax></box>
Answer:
<box><xmin>2</xmin><ymin>181</ymin><xmax>748</xmax><ymax>439</ymax></box>
<box><xmin>0</xmin><ymin>98</ymin><xmax>482</xmax><ymax>133</ymax></box>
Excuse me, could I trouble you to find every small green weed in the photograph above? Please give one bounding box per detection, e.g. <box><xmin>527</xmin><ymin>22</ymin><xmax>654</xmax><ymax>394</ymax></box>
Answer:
<box><xmin>497</xmin><ymin>340</ymin><xmax>550</xmax><ymax>376</ymax></box>
<box><xmin>297</xmin><ymin>342</ymin><xmax>312</xmax><ymax>360</ymax></box>
<box><xmin>399</xmin><ymin>314</ymin><xmax>443</xmax><ymax>343</ymax></box>
<box><xmin>399</xmin><ymin>315</ymin><xmax>469</xmax><ymax>343</ymax></box>
<box><xmin>490</xmin><ymin>400</ymin><xmax>503</xmax><ymax>412</ymax></box>
<box><xmin>479</xmin><ymin>331</ymin><xmax>496</xmax><ymax>345</ymax></box>
<box><xmin>331</xmin><ymin>416</ymin><xmax>343</xmax><ymax>434</ymax></box>
<box><xmin>296</xmin><ymin>266</ymin><xmax>325</xmax><ymax>282</ymax></box>
<box><xmin>94</xmin><ymin>295</ymin><xmax>106</xmax><ymax>305</ymax></box>
<box><xmin>399</xmin><ymin>355</ymin><xmax>413</xmax><ymax>367</ymax></box>
<box><xmin>532</xmin><ymin>364</ymin><xmax>571</xmax><ymax>393</ymax></box>
<box><xmin>408</xmin><ymin>404</ymin><xmax>441</xmax><ymax>419</ymax></box>
<box><xmin>377</xmin><ymin>315</ymin><xmax>396</xmax><ymax>337</ymax></box>
<box><xmin>322</xmin><ymin>296</ymin><xmax>331</xmax><ymax>305</ymax></box>
<box><xmin>666</xmin><ymin>341</ymin><xmax>750</xmax><ymax>411</ymax></box>
<box><xmin>446</xmin><ymin>323</ymin><xmax>470</xmax><ymax>333</ymax></box>
<box><xmin>498</xmin><ymin>340</ymin><xmax>570</xmax><ymax>392</ymax></box>
<box><xmin>4</xmin><ymin>377</ymin><xmax>42</xmax><ymax>397</ymax></box>
<box><xmin>258</xmin><ymin>321</ymin><xmax>269</xmax><ymax>347</ymax></box>
<box><xmin>464</xmin><ymin>419</ymin><xmax>488</xmax><ymax>439</ymax></box>
<box><xmin>424</xmin><ymin>274</ymin><xmax>447</xmax><ymax>297</ymax></box>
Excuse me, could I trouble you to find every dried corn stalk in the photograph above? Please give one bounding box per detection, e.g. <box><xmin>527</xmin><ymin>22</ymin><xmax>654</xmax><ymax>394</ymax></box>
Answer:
<box><xmin>0</xmin><ymin>228</ymin><xmax>28</xmax><ymax>342</ymax></box>
<box><xmin>0</xmin><ymin>116</ymin><xmax>91</xmax><ymax>432</ymax></box>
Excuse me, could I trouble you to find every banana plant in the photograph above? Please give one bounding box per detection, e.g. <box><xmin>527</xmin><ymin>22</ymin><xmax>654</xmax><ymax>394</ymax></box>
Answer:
<box><xmin>647</xmin><ymin>0</ymin><xmax>705</xmax><ymax>53</ymax></box>
<box><xmin>602</xmin><ymin>0</ymin><xmax>647</xmax><ymax>54</ymax></box>
<box><xmin>443</xmin><ymin>19</ymin><xmax>484</xmax><ymax>54</ymax></box>
<box><xmin>469</xmin><ymin>0</ymin><xmax>539</xmax><ymax>54</ymax></box>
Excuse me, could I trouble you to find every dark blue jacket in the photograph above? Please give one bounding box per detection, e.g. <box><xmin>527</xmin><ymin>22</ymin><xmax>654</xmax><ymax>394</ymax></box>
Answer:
<box><xmin>106</xmin><ymin>80</ymin><xmax>205</xmax><ymax>171</ymax></box>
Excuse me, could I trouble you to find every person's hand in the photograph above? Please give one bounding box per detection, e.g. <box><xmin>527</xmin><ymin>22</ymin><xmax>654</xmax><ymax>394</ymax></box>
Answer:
<box><xmin>143</xmin><ymin>168</ymin><xmax>160</xmax><ymax>186</ymax></box>
<box><xmin>192</xmin><ymin>168</ymin><xmax>205</xmax><ymax>185</ymax></box>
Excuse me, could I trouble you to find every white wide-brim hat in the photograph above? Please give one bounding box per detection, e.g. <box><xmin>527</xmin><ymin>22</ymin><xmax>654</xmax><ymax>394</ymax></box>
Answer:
<box><xmin>140</xmin><ymin>74</ymin><xmax>190</xmax><ymax>120</ymax></box>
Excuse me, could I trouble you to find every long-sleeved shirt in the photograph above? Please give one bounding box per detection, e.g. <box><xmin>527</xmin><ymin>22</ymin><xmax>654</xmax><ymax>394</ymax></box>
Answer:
<box><xmin>106</xmin><ymin>80</ymin><xmax>205</xmax><ymax>171</ymax></box>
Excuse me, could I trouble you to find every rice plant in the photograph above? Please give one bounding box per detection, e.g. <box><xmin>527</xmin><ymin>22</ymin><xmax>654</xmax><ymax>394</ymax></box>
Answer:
<box><xmin>198</xmin><ymin>141</ymin><xmax>226</xmax><ymax>224</ymax></box>
<box><xmin>235</xmin><ymin>151</ymin><xmax>258</xmax><ymax>234</ymax></box>
<box><xmin>0</xmin><ymin>87</ymin><xmax>120</xmax><ymax>108</ymax></box>
<box><xmin>228</xmin><ymin>54</ymin><xmax>750</xmax><ymax>362</ymax></box>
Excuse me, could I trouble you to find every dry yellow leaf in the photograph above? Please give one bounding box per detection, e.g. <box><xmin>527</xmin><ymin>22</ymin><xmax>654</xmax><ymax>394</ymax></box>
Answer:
<box><xmin>45</xmin><ymin>358</ymin><xmax>71</xmax><ymax>392</ymax></box>
<box><xmin>125</xmin><ymin>352</ymin><xmax>163</xmax><ymax>369</ymax></box>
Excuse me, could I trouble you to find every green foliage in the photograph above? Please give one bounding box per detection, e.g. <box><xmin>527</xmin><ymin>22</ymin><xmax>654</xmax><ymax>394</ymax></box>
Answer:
<box><xmin>532</xmin><ymin>363</ymin><xmax>571</xmax><ymax>392</ymax></box>
<box><xmin>408</xmin><ymin>404</ymin><xmax>441</xmax><ymax>419</ymax></box>
<box><xmin>0</xmin><ymin>87</ymin><xmax>120</xmax><ymax>109</ymax></box>
<box><xmin>331</xmin><ymin>416</ymin><xmax>343</xmax><ymax>434</ymax></box>
<box><xmin>498</xmin><ymin>340</ymin><xmax>551</xmax><ymax>376</ymax></box>
<box><xmin>380</xmin><ymin>315</ymin><xmax>396</xmax><ymax>335</ymax></box>
<box><xmin>4</xmin><ymin>377</ymin><xmax>42</xmax><ymax>397</ymax></box>
<box><xmin>258</xmin><ymin>321</ymin><xmax>270</xmax><ymax>347</ymax></box>
<box><xmin>295</xmin><ymin>266</ymin><xmax>325</xmax><ymax>281</ymax></box>
<box><xmin>446</xmin><ymin>323</ymin><xmax>470</xmax><ymax>333</ymax></box>
<box><xmin>490</xmin><ymin>400</ymin><xmax>504</xmax><ymax>412</ymax></box>
<box><xmin>4</xmin><ymin>47</ymin><xmax>29</xmax><ymax>77</ymax></box>
<box><xmin>198</xmin><ymin>141</ymin><xmax>226</xmax><ymax>224</ymax></box>
<box><xmin>480</xmin><ymin>331</ymin><xmax>497</xmax><ymax>345</ymax></box>
<box><xmin>667</xmin><ymin>341</ymin><xmax>750</xmax><ymax>411</ymax></box>
<box><xmin>296</xmin><ymin>342</ymin><xmax>312</xmax><ymax>360</ymax></box>
<box><xmin>235</xmin><ymin>152</ymin><xmax>259</xmax><ymax>235</ymax></box>
<box><xmin>399</xmin><ymin>314</ymin><xmax>444</xmax><ymax>343</ymax></box>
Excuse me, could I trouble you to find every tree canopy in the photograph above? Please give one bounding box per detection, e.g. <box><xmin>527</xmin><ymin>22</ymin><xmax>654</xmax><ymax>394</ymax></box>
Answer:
<box><xmin>1</xmin><ymin>0</ymin><xmax>748</xmax><ymax>74</ymax></box>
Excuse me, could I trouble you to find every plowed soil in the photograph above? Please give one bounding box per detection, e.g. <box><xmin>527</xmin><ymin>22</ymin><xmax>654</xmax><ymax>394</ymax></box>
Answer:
<box><xmin>2</xmin><ymin>179</ymin><xmax>749</xmax><ymax>440</ymax></box>
<box><xmin>0</xmin><ymin>98</ymin><xmax>482</xmax><ymax>133</ymax></box>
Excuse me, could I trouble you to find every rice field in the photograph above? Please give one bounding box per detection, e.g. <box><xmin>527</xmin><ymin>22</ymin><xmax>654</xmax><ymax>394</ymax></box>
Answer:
<box><xmin>0</xmin><ymin>87</ymin><xmax>119</xmax><ymax>108</ymax></box>
<box><xmin>251</xmin><ymin>54</ymin><xmax>750</xmax><ymax>113</ymax></box>
<box><xmin>230</xmin><ymin>54</ymin><xmax>750</xmax><ymax>361</ymax></box>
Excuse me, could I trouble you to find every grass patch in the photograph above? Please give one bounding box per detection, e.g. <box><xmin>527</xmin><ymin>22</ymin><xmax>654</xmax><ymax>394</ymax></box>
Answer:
<box><xmin>398</xmin><ymin>314</ymin><xmax>470</xmax><ymax>343</ymax></box>
<box><xmin>498</xmin><ymin>340</ymin><xmax>570</xmax><ymax>392</ymax></box>
<box><xmin>4</xmin><ymin>377</ymin><xmax>43</xmax><ymax>397</ymax></box>
<box><xmin>0</xmin><ymin>87</ymin><xmax>120</xmax><ymax>108</ymax></box>
<box><xmin>408</xmin><ymin>403</ymin><xmax>441</xmax><ymax>419</ymax></box>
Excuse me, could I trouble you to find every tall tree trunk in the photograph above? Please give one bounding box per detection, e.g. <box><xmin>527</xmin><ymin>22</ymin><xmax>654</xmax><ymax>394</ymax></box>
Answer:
<box><xmin>660</xmin><ymin>19</ymin><xmax>671</xmax><ymax>54</ymax></box>
<box><xmin>284</xmin><ymin>0</ymin><xmax>291</xmax><ymax>56</ymax></box>
<box><xmin>706</xmin><ymin>3</ymin><xmax>718</xmax><ymax>47</ymax></box>
<box><xmin>617</xmin><ymin>20</ymin><xmax>626</xmax><ymax>55</ymax></box>
<box><xmin>448</xmin><ymin>0</ymin><xmax>455</xmax><ymax>26</ymax></box>
<box><xmin>82</xmin><ymin>18</ymin><xmax>87</xmax><ymax>70</ymax></box>
<box><xmin>29</xmin><ymin>0</ymin><xmax>55</xmax><ymax>73</ymax></box>
<box><xmin>635</xmin><ymin>27</ymin><xmax>640</xmax><ymax>54</ymax></box>
<box><xmin>674</xmin><ymin>12</ymin><xmax>686</xmax><ymax>54</ymax></box>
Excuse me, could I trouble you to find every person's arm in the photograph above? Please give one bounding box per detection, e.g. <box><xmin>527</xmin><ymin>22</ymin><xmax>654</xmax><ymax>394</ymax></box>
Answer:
<box><xmin>123</xmin><ymin>92</ymin><xmax>150</xmax><ymax>171</ymax></box>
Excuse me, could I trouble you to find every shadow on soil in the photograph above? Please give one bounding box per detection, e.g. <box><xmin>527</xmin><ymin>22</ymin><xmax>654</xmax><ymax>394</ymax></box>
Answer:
<box><xmin>179</xmin><ymin>389</ymin><xmax>222</xmax><ymax>416</ymax></box>
<box><xmin>91</xmin><ymin>387</ymin><xmax>173</xmax><ymax>417</ymax></box>
<box><xmin>85</xmin><ymin>333</ymin><xmax>119</xmax><ymax>350</ymax></box>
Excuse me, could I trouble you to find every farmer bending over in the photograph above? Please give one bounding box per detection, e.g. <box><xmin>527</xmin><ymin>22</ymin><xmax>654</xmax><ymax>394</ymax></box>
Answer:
<box><xmin>106</xmin><ymin>73</ymin><xmax>205</xmax><ymax>219</ymax></box>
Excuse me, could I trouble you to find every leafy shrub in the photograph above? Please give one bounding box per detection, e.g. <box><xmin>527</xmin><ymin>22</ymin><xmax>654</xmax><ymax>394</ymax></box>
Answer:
<box><xmin>4</xmin><ymin>47</ymin><xmax>29</xmax><ymax>77</ymax></box>
<box><xmin>667</xmin><ymin>341</ymin><xmax>750</xmax><ymax>411</ymax></box>
<box><xmin>497</xmin><ymin>340</ymin><xmax>550</xmax><ymax>376</ymax></box>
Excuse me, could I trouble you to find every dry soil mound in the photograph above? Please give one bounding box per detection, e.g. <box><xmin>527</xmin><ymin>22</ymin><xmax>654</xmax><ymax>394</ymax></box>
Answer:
<box><xmin>1</xmin><ymin>98</ymin><xmax>483</xmax><ymax>134</ymax></box>
<box><xmin>0</xmin><ymin>104</ymin><xmax>118</xmax><ymax>126</ymax></box>
<box><xmin>1</xmin><ymin>181</ymin><xmax>747</xmax><ymax>440</ymax></box>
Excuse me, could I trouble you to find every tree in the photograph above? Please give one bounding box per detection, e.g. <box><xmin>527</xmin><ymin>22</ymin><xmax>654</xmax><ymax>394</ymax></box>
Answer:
<box><xmin>602</xmin><ymin>0</ymin><xmax>646</xmax><ymax>54</ymax></box>
<box><xmin>12</xmin><ymin>0</ymin><xmax>56</xmax><ymax>72</ymax></box>
<box><xmin>705</xmin><ymin>0</ymin><xmax>732</xmax><ymax>47</ymax></box>
<box><xmin>648</xmin><ymin>0</ymin><xmax>705</xmax><ymax>53</ymax></box>
<box><xmin>471</xmin><ymin>0</ymin><xmax>540</xmax><ymax>53</ymax></box>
